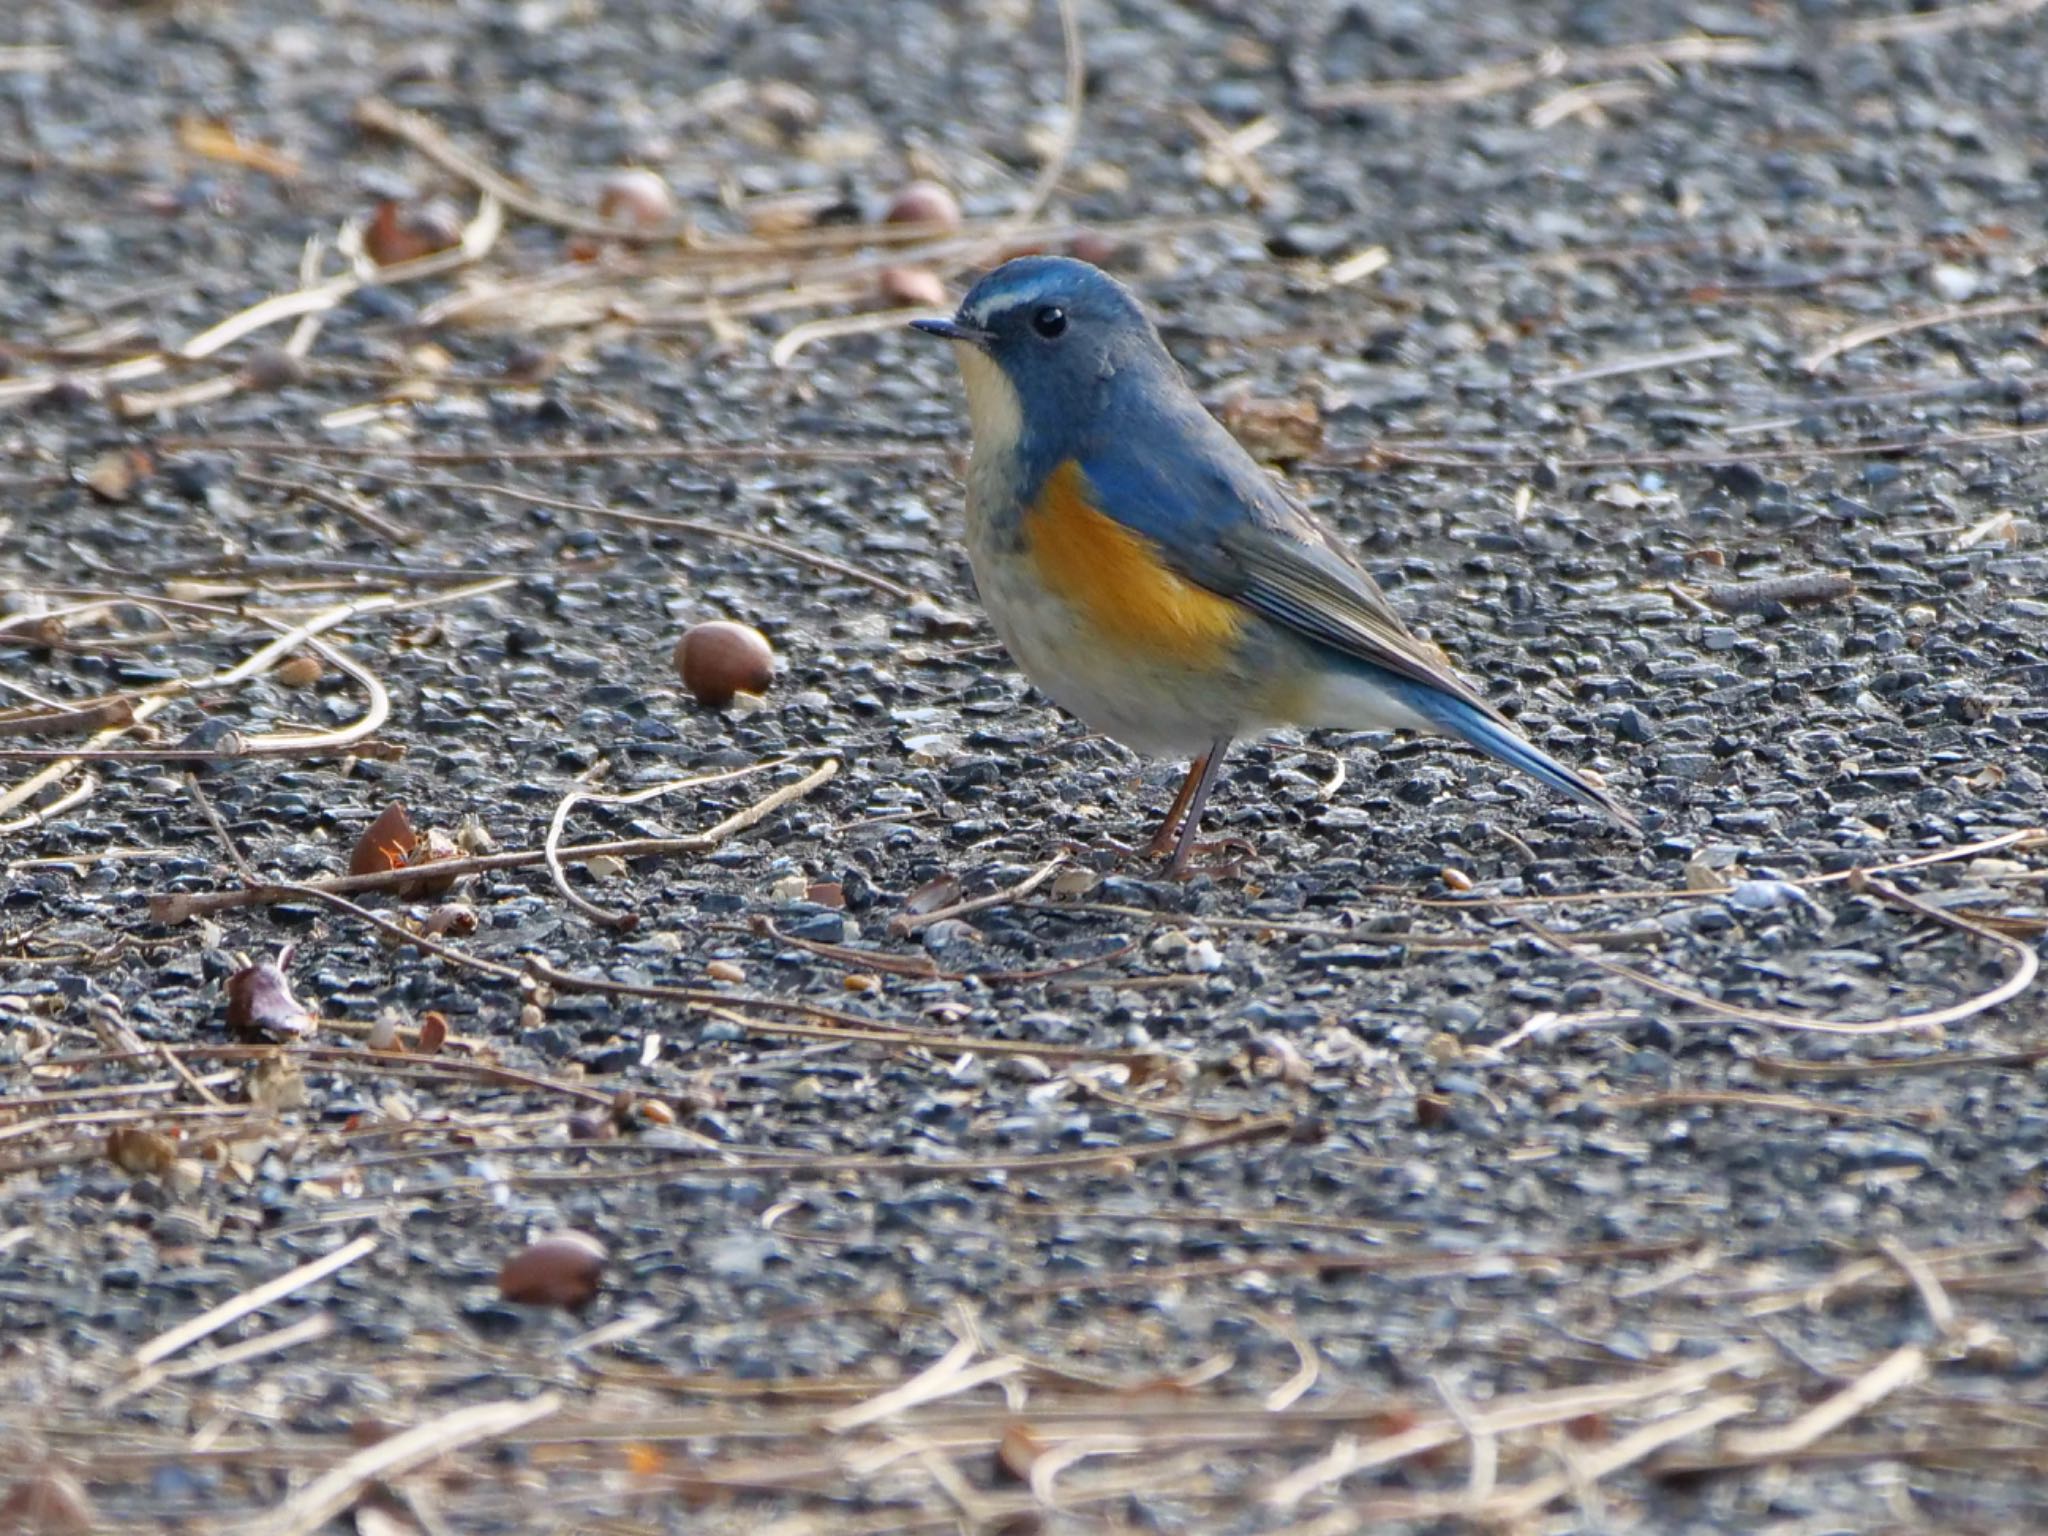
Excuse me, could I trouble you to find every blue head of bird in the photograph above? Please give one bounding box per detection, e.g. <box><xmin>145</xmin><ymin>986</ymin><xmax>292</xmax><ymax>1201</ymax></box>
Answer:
<box><xmin>912</xmin><ymin>256</ymin><xmax>1171</xmax><ymax>478</ymax></box>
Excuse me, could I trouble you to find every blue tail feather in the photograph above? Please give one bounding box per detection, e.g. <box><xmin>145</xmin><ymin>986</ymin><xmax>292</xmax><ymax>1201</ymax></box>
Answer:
<box><xmin>1397</xmin><ymin>682</ymin><xmax>1640</xmax><ymax>834</ymax></box>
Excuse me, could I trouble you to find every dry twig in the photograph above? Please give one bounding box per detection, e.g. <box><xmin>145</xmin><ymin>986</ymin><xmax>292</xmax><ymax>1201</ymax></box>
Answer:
<box><xmin>890</xmin><ymin>852</ymin><xmax>1070</xmax><ymax>937</ymax></box>
<box><xmin>1800</xmin><ymin>296</ymin><xmax>2048</xmax><ymax>372</ymax></box>
<box><xmin>1311</xmin><ymin>33</ymin><xmax>1769</xmax><ymax>110</ymax></box>
<box><xmin>1836</xmin><ymin>0</ymin><xmax>2047</xmax><ymax>45</ymax></box>
<box><xmin>148</xmin><ymin>759</ymin><xmax>840</xmax><ymax>922</ymax></box>
<box><xmin>124</xmin><ymin>1234</ymin><xmax>378</xmax><ymax>1374</ymax></box>
<box><xmin>1698</xmin><ymin>571</ymin><xmax>1857</xmax><ymax>613</ymax></box>
<box><xmin>1523</xmin><ymin>874</ymin><xmax>2036</xmax><ymax>1037</ymax></box>
<box><xmin>1532</xmin><ymin>339</ymin><xmax>1739</xmax><ymax>391</ymax></box>
<box><xmin>1265</xmin><ymin>1343</ymin><xmax>1769</xmax><ymax>1509</ymax></box>
<box><xmin>257</xmin><ymin>1392</ymin><xmax>562</xmax><ymax>1536</ymax></box>
<box><xmin>543</xmin><ymin>761</ymin><xmax>797</xmax><ymax>930</ymax></box>
<box><xmin>1716</xmin><ymin>1346</ymin><xmax>1925</xmax><ymax>1464</ymax></box>
<box><xmin>355</xmin><ymin>96</ymin><xmax>694</xmax><ymax>243</ymax></box>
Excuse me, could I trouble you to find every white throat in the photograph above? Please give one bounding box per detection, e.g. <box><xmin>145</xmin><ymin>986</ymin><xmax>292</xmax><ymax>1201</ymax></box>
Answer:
<box><xmin>954</xmin><ymin>344</ymin><xmax>1023</xmax><ymax>463</ymax></box>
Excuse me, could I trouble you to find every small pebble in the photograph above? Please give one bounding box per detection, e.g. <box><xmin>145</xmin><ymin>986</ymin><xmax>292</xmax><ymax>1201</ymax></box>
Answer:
<box><xmin>242</xmin><ymin>346</ymin><xmax>304</xmax><ymax>391</ymax></box>
<box><xmin>596</xmin><ymin>168</ymin><xmax>675</xmax><ymax>229</ymax></box>
<box><xmin>1927</xmin><ymin>263</ymin><xmax>1978</xmax><ymax>302</ymax></box>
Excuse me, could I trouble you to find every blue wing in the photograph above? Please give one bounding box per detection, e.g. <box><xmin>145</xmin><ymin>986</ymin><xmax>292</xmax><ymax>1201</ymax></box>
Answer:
<box><xmin>1075</xmin><ymin>393</ymin><xmax>1639</xmax><ymax>831</ymax></box>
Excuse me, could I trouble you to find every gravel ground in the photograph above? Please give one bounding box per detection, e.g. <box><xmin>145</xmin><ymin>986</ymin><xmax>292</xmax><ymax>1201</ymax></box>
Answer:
<box><xmin>4</xmin><ymin>1</ymin><xmax>2048</xmax><ymax>1530</ymax></box>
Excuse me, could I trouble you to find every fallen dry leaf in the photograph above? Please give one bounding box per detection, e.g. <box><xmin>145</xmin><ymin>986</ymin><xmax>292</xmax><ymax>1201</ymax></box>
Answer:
<box><xmin>106</xmin><ymin>1126</ymin><xmax>177</xmax><ymax>1177</ymax></box>
<box><xmin>246</xmin><ymin>1054</ymin><xmax>308</xmax><ymax>1111</ymax></box>
<box><xmin>177</xmin><ymin>115</ymin><xmax>301</xmax><ymax>179</ymax></box>
<box><xmin>421</xmin><ymin>902</ymin><xmax>478</xmax><ymax>938</ymax></box>
<box><xmin>224</xmin><ymin>947</ymin><xmax>316</xmax><ymax>1040</ymax></box>
<box><xmin>82</xmin><ymin>446</ymin><xmax>152</xmax><ymax>503</ymax></box>
<box><xmin>349</xmin><ymin>803</ymin><xmax>460</xmax><ymax>895</ymax></box>
<box><xmin>406</xmin><ymin>826</ymin><xmax>460</xmax><ymax>896</ymax></box>
<box><xmin>350</xmin><ymin>803</ymin><xmax>418</xmax><ymax>877</ymax></box>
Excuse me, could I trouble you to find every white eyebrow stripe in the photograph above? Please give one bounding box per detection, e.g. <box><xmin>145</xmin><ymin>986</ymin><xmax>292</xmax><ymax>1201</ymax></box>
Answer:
<box><xmin>960</xmin><ymin>274</ymin><xmax>1065</xmax><ymax>328</ymax></box>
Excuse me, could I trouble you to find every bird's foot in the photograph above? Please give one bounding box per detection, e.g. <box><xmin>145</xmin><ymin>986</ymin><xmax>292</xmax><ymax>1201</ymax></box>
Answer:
<box><xmin>1162</xmin><ymin>835</ymin><xmax>1256</xmax><ymax>881</ymax></box>
<box><xmin>1056</xmin><ymin>835</ymin><xmax>1142</xmax><ymax>870</ymax></box>
<box><xmin>1054</xmin><ymin>833</ymin><xmax>1249</xmax><ymax>880</ymax></box>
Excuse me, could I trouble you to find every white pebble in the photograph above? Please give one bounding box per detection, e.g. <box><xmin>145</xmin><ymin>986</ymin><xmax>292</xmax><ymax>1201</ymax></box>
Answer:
<box><xmin>1928</xmin><ymin>263</ymin><xmax>1979</xmax><ymax>303</ymax></box>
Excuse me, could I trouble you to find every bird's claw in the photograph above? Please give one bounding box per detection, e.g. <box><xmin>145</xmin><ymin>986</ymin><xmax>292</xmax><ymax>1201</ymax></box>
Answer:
<box><xmin>1163</xmin><ymin>835</ymin><xmax>1255</xmax><ymax>881</ymax></box>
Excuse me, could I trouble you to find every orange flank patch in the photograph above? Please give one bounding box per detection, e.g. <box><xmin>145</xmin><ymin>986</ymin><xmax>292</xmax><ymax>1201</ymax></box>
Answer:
<box><xmin>1024</xmin><ymin>461</ymin><xmax>1242</xmax><ymax>665</ymax></box>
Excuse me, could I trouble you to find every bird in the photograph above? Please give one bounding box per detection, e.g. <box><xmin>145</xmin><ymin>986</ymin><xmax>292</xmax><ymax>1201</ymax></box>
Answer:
<box><xmin>911</xmin><ymin>256</ymin><xmax>1638</xmax><ymax>875</ymax></box>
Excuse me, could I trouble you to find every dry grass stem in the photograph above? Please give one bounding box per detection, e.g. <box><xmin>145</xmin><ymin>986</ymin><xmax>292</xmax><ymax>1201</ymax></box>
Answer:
<box><xmin>1800</xmin><ymin>296</ymin><xmax>2048</xmax><ymax>372</ymax></box>
<box><xmin>125</xmin><ymin>1234</ymin><xmax>378</xmax><ymax>1372</ymax></box>
<box><xmin>257</xmin><ymin>1392</ymin><xmax>563</xmax><ymax>1536</ymax></box>
<box><xmin>1718</xmin><ymin>1346</ymin><xmax>1926</xmax><ymax>1463</ymax></box>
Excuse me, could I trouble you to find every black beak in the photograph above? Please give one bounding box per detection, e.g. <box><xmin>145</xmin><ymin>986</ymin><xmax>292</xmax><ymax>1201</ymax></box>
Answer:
<box><xmin>910</xmin><ymin>317</ymin><xmax>991</xmax><ymax>347</ymax></box>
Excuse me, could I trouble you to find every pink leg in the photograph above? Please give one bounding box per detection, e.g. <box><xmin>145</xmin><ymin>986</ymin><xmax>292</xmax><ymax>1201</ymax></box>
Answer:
<box><xmin>1143</xmin><ymin>751</ymin><xmax>1212</xmax><ymax>860</ymax></box>
<box><xmin>1162</xmin><ymin>737</ymin><xmax>1232</xmax><ymax>877</ymax></box>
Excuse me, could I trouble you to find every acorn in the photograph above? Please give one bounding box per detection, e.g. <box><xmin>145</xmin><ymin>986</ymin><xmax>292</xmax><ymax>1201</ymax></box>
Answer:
<box><xmin>498</xmin><ymin>1232</ymin><xmax>607</xmax><ymax>1309</ymax></box>
<box><xmin>883</xmin><ymin>179</ymin><xmax>961</xmax><ymax>229</ymax></box>
<box><xmin>674</xmin><ymin>621</ymin><xmax>775</xmax><ymax>708</ymax></box>
<box><xmin>879</xmin><ymin>265</ymin><xmax>947</xmax><ymax>309</ymax></box>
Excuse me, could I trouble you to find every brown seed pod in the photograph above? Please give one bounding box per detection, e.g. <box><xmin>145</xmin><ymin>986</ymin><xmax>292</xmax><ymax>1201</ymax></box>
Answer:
<box><xmin>673</xmin><ymin>621</ymin><xmax>775</xmax><ymax>708</ymax></box>
<box><xmin>498</xmin><ymin>1232</ymin><xmax>608</xmax><ymax>1309</ymax></box>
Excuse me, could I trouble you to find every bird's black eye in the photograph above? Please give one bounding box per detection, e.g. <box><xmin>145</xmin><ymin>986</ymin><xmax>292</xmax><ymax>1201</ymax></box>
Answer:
<box><xmin>1031</xmin><ymin>305</ymin><xmax>1067</xmax><ymax>339</ymax></box>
